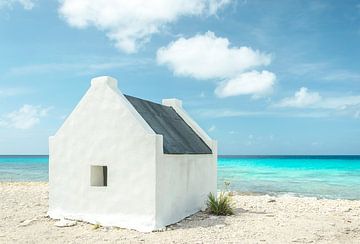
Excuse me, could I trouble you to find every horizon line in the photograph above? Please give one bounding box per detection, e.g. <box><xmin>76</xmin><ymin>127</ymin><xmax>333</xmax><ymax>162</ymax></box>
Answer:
<box><xmin>1</xmin><ymin>154</ymin><xmax>360</xmax><ymax>157</ymax></box>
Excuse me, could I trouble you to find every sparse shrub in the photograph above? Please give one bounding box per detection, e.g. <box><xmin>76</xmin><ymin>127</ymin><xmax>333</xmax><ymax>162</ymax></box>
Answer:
<box><xmin>92</xmin><ymin>223</ymin><xmax>101</xmax><ymax>230</ymax></box>
<box><xmin>223</xmin><ymin>180</ymin><xmax>235</xmax><ymax>196</ymax></box>
<box><xmin>224</xmin><ymin>181</ymin><xmax>231</xmax><ymax>191</ymax></box>
<box><xmin>206</xmin><ymin>192</ymin><xmax>234</xmax><ymax>216</ymax></box>
<box><xmin>206</xmin><ymin>181</ymin><xmax>234</xmax><ymax>215</ymax></box>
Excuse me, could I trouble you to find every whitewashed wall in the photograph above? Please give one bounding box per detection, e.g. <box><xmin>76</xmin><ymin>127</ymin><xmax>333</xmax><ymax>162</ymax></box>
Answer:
<box><xmin>49</xmin><ymin>77</ymin><xmax>158</xmax><ymax>232</ymax></box>
<box><xmin>155</xmin><ymin>101</ymin><xmax>217</xmax><ymax>228</ymax></box>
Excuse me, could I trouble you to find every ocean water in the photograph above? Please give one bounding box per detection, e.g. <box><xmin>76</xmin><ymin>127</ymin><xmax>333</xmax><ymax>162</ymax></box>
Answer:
<box><xmin>218</xmin><ymin>156</ymin><xmax>360</xmax><ymax>200</ymax></box>
<box><xmin>0</xmin><ymin>156</ymin><xmax>48</xmax><ymax>182</ymax></box>
<box><xmin>1</xmin><ymin>155</ymin><xmax>359</xmax><ymax>200</ymax></box>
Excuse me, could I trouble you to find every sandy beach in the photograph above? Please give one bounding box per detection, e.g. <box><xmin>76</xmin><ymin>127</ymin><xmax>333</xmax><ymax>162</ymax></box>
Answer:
<box><xmin>1</xmin><ymin>182</ymin><xmax>359</xmax><ymax>243</ymax></box>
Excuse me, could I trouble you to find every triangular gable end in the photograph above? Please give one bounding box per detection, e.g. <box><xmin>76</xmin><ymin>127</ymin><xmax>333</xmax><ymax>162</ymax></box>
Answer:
<box><xmin>52</xmin><ymin>76</ymin><xmax>155</xmax><ymax>139</ymax></box>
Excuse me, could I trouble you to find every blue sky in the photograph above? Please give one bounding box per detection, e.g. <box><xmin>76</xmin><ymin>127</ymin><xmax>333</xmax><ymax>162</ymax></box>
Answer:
<box><xmin>0</xmin><ymin>0</ymin><xmax>359</xmax><ymax>155</ymax></box>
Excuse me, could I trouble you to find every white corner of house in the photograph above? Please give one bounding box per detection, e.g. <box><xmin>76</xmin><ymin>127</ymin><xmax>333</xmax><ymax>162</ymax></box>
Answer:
<box><xmin>155</xmin><ymin>134</ymin><xmax>164</xmax><ymax>155</ymax></box>
<box><xmin>211</xmin><ymin>140</ymin><xmax>218</xmax><ymax>155</ymax></box>
<box><xmin>162</xmin><ymin>98</ymin><xmax>183</xmax><ymax>108</ymax></box>
<box><xmin>211</xmin><ymin>139</ymin><xmax>217</xmax><ymax>149</ymax></box>
<box><xmin>91</xmin><ymin>76</ymin><xmax>118</xmax><ymax>90</ymax></box>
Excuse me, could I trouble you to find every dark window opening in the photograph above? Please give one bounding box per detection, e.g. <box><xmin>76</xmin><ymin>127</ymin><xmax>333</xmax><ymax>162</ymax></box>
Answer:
<box><xmin>90</xmin><ymin>165</ymin><xmax>107</xmax><ymax>187</ymax></box>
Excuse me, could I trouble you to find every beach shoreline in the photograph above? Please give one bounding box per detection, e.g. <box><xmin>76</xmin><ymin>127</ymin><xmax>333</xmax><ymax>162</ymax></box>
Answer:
<box><xmin>3</xmin><ymin>181</ymin><xmax>358</xmax><ymax>201</ymax></box>
<box><xmin>1</xmin><ymin>182</ymin><xmax>359</xmax><ymax>243</ymax></box>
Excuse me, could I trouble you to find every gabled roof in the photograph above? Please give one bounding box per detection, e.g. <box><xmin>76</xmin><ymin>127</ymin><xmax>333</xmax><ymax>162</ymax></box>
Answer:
<box><xmin>125</xmin><ymin>95</ymin><xmax>212</xmax><ymax>155</ymax></box>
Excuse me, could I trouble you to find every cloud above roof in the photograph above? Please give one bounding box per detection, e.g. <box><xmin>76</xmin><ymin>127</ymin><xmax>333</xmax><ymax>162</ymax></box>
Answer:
<box><xmin>276</xmin><ymin>87</ymin><xmax>322</xmax><ymax>108</ymax></box>
<box><xmin>0</xmin><ymin>104</ymin><xmax>51</xmax><ymax>129</ymax></box>
<box><xmin>215</xmin><ymin>71</ymin><xmax>276</xmax><ymax>98</ymax></box>
<box><xmin>157</xmin><ymin>31</ymin><xmax>276</xmax><ymax>98</ymax></box>
<box><xmin>59</xmin><ymin>0</ymin><xmax>231</xmax><ymax>53</ymax></box>
<box><xmin>275</xmin><ymin>87</ymin><xmax>360</xmax><ymax>117</ymax></box>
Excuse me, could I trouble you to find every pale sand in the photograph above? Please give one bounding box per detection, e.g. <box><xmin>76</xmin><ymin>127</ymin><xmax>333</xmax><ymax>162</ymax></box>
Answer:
<box><xmin>1</xmin><ymin>182</ymin><xmax>359</xmax><ymax>243</ymax></box>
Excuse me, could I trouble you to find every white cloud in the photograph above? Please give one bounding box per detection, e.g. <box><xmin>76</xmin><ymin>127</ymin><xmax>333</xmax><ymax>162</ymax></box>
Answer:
<box><xmin>286</xmin><ymin>62</ymin><xmax>360</xmax><ymax>82</ymax></box>
<box><xmin>208</xmin><ymin>125</ymin><xmax>216</xmax><ymax>132</ymax></box>
<box><xmin>214</xmin><ymin>70</ymin><xmax>276</xmax><ymax>98</ymax></box>
<box><xmin>157</xmin><ymin>31</ymin><xmax>275</xmax><ymax>98</ymax></box>
<box><xmin>196</xmin><ymin>108</ymin><xmax>272</xmax><ymax>118</ymax></box>
<box><xmin>276</xmin><ymin>87</ymin><xmax>322</xmax><ymax>108</ymax></box>
<box><xmin>322</xmin><ymin>70</ymin><xmax>360</xmax><ymax>81</ymax></box>
<box><xmin>208</xmin><ymin>0</ymin><xmax>231</xmax><ymax>15</ymax></box>
<box><xmin>18</xmin><ymin>0</ymin><xmax>33</xmax><ymax>9</ymax></box>
<box><xmin>0</xmin><ymin>0</ymin><xmax>35</xmax><ymax>10</ymax></box>
<box><xmin>276</xmin><ymin>87</ymin><xmax>360</xmax><ymax>116</ymax></box>
<box><xmin>5</xmin><ymin>59</ymin><xmax>151</xmax><ymax>77</ymax></box>
<box><xmin>196</xmin><ymin>108</ymin><xmax>336</xmax><ymax>119</ymax></box>
<box><xmin>0</xmin><ymin>104</ymin><xmax>51</xmax><ymax>129</ymax></box>
<box><xmin>157</xmin><ymin>31</ymin><xmax>271</xmax><ymax>79</ymax></box>
<box><xmin>0</xmin><ymin>87</ymin><xmax>31</xmax><ymax>97</ymax></box>
<box><xmin>59</xmin><ymin>0</ymin><xmax>231</xmax><ymax>53</ymax></box>
<box><xmin>319</xmin><ymin>96</ymin><xmax>360</xmax><ymax>110</ymax></box>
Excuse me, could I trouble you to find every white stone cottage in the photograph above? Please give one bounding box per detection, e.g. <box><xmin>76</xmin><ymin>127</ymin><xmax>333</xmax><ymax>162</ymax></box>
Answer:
<box><xmin>48</xmin><ymin>76</ymin><xmax>217</xmax><ymax>232</ymax></box>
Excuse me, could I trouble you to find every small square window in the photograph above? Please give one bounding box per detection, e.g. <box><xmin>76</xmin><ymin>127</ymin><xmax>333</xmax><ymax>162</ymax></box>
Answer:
<box><xmin>90</xmin><ymin>165</ymin><xmax>107</xmax><ymax>187</ymax></box>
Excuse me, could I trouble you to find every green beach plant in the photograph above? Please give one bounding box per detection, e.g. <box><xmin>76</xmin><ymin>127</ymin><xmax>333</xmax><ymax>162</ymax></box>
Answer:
<box><xmin>206</xmin><ymin>192</ymin><xmax>234</xmax><ymax>216</ymax></box>
<box><xmin>206</xmin><ymin>181</ymin><xmax>234</xmax><ymax>216</ymax></box>
<box><xmin>224</xmin><ymin>180</ymin><xmax>231</xmax><ymax>191</ymax></box>
<box><xmin>92</xmin><ymin>223</ymin><xmax>101</xmax><ymax>230</ymax></box>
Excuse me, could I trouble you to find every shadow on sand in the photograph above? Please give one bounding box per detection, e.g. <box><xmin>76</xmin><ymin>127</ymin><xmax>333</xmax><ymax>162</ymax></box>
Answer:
<box><xmin>166</xmin><ymin>207</ymin><xmax>268</xmax><ymax>230</ymax></box>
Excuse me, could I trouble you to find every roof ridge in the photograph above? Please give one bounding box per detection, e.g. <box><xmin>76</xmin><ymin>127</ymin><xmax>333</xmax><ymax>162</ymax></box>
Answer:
<box><xmin>124</xmin><ymin>94</ymin><xmax>167</xmax><ymax>108</ymax></box>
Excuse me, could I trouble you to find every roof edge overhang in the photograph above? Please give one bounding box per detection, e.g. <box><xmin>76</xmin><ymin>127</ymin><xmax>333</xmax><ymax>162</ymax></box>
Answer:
<box><xmin>162</xmin><ymin>98</ymin><xmax>216</xmax><ymax>152</ymax></box>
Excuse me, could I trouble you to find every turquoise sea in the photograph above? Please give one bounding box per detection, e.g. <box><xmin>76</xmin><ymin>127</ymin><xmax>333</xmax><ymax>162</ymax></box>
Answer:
<box><xmin>1</xmin><ymin>155</ymin><xmax>359</xmax><ymax>200</ymax></box>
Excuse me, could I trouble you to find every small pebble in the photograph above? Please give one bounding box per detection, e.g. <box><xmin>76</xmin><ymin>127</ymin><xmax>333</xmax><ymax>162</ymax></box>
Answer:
<box><xmin>18</xmin><ymin>218</ymin><xmax>37</xmax><ymax>227</ymax></box>
<box><xmin>54</xmin><ymin>219</ymin><xmax>77</xmax><ymax>227</ymax></box>
<box><xmin>215</xmin><ymin>224</ymin><xmax>226</xmax><ymax>229</ymax></box>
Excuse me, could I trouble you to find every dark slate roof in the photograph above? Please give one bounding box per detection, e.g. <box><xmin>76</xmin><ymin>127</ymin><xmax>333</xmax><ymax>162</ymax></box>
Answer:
<box><xmin>124</xmin><ymin>95</ymin><xmax>212</xmax><ymax>154</ymax></box>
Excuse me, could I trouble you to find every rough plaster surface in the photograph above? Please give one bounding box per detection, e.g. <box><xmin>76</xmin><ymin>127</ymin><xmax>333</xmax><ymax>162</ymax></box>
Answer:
<box><xmin>49</xmin><ymin>76</ymin><xmax>217</xmax><ymax>232</ymax></box>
